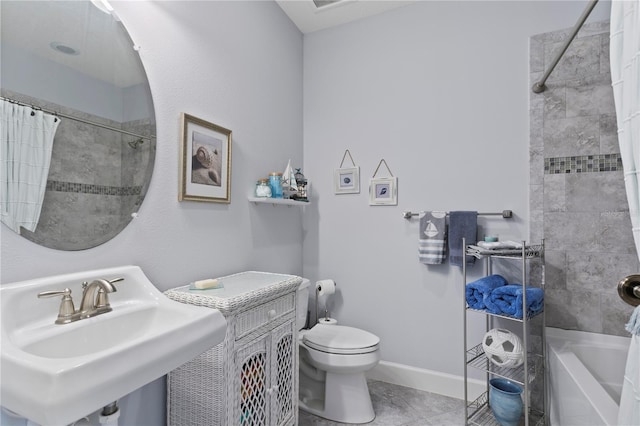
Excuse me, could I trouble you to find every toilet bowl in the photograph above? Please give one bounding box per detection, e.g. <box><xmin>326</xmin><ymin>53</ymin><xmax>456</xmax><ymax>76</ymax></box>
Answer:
<box><xmin>296</xmin><ymin>279</ymin><xmax>380</xmax><ymax>424</ymax></box>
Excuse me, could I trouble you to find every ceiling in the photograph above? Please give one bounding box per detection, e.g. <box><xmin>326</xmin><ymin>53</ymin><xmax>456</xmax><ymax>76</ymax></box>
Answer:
<box><xmin>1</xmin><ymin>0</ymin><xmax>414</xmax><ymax>90</ymax></box>
<box><xmin>275</xmin><ymin>0</ymin><xmax>416</xmax><ymax>34</ymax></box>
<box><xmin>1</xmin><ymin>1</ymin><xmax>144</xmax><ymax>88</ymax></box>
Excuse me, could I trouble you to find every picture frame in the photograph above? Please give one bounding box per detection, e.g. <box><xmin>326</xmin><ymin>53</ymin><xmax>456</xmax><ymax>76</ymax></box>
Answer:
<box><xmin>369</xmin><ymin>176</ymin><xmax>397</xmax><ymax>205</ymax></box>
<box><xmin>334</xmin><ymin>166</ymin><xmax>360</xmax><ymax>194</ymax></box>
<box><xmin>179</xmin><ymin>113</ymin><xmax>232</xmax><ymax>203</ymax></box>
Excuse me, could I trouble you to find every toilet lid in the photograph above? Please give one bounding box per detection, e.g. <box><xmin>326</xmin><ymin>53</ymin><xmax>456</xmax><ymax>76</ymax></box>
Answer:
<box><xmin>303</xmin><ymin>324</ymin><xmax>380</xmax><ymax>355</ymax></box>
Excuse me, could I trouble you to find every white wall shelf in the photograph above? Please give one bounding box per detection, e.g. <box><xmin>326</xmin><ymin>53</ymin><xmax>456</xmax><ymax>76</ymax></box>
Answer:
<box><xmin>248</xmin><ymin>196</ymin><xmax>310</xmax><ymax>207</ymax></box>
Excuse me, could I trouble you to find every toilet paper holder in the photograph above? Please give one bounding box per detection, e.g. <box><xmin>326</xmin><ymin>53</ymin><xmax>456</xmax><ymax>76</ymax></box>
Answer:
<box><xmin>315</xmin><ymin>280</ymin><xmax>337</xmax><ymax>325</ymax></box>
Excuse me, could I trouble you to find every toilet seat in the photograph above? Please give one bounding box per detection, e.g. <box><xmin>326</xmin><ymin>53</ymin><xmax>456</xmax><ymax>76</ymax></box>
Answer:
<box><xmin>303</xmin><ymin>324</ymin><xmax>380</xmax><ymax>355</ymax></box>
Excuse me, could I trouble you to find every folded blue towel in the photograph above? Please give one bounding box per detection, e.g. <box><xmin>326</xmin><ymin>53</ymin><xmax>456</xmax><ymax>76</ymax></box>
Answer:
<box><xmin>487</xmin><ymin>284</ymin><xmax>544</xmax><ymax>318</ymax></box>
<box><xmin>465</xmin><ymin>274</ymin><xmax>508</xmax><ymax>309</ymax></box>
<box><xmin>449</xmin><ymin>211</ymin><xmax>478</xmax><ymax>267</ymax></box>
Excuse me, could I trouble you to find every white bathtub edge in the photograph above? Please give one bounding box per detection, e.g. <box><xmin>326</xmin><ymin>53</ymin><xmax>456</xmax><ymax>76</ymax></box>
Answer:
<box><xmin>546</xmin><ymin>327</ymin><xmax>626</xmax><ymax>426</ymax></box>
<box><xmin>547</xmin><ymin>327</ymin><xmax>631</xmax><ymax>347</ymax></box>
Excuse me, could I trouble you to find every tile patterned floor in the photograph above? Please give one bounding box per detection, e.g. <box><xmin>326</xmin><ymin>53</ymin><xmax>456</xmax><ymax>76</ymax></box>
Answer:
<box><xmin>298</xmin><ymin>380</ymin><xmax>466</xmax><ymax>425</ymax></box>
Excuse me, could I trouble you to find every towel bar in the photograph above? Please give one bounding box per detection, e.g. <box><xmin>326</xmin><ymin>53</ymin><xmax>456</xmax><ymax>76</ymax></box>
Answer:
<box><xmin>618</xmin><ymin>275</ymin><xmax>640</xmax><ymax>307</ymax></box>
<box><xmin>402</xmin><ymin>210</ymin><xmax>513</xmax><ymax>220</ymax></box>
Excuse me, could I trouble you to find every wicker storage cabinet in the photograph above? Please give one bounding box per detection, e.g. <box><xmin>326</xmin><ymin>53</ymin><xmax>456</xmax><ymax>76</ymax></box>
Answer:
<box><xmin>165</xmin><ymin>272</ymin><xmax>302</xmax><ymax>426</ymax></box>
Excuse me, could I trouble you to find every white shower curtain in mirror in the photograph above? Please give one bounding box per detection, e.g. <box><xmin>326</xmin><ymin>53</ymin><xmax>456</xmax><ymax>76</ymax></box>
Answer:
<box><xmin>0</xmin><ymin>100</ymin><xmax>59</xmax><ymax>234</ymax></box>
<box><xmin>611</xmin><ymin>1</ymin><xmax>640</xmax><ymax>425</ymax></box>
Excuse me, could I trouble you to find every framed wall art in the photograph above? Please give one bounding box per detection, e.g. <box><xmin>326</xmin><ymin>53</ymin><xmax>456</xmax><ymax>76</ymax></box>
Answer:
<box><xmin>179</xmin><ymin>113</ymin><xmax>232</xmax><ymax>203</ymax></box>
<box><xmin>369</xmin><ymin>176</ymin><xmax>397</xmax><ymax>205</ymax></box>
<box><xmin>334</xmin><ymin>167</ymin><xmax>360</xmax><ymax>194</ymax></box>
<box><xmin>334</xmin><ymin>149</ymin><xmax>360</xmax><ymax>194</ymax></box>
<box><xmin>369</xmin><ymin>159</ymin><xmax>397</xmax><ymax>205</ymax></box>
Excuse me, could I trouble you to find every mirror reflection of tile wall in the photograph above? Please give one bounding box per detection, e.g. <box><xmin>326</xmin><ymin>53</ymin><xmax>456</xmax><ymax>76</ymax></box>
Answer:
<box><xmin>2</xmin><ymin>89</ymin><xmax>154</xmax><ymax>250</ymax></box>
<box><xmin>529</xmin><ymin>21</ymin><xmax>639</xmax><ymax>337</ymax></box>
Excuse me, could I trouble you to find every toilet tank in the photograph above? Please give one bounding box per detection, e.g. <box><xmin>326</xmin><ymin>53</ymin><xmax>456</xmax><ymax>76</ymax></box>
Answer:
<box><xmin>297</xmin><ymin>278</ymin><xmax>310</xmax><ymax>330</ymax></box>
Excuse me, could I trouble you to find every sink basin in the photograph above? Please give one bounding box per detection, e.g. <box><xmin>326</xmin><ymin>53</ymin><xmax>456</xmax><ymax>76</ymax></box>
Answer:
<box><xmin>1</xmin><ymin>265</ymin><xmax>227</xmax><ymax>426</ymax></box>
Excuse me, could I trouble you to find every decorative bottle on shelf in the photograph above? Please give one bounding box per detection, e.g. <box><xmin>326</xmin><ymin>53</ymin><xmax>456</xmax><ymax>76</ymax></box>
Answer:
<box><xmin>293</xmin><ymin>168</ymin><xmax>308</xmax><ymax>201</ymax></box>
<box><xmin>255</xmin><ymin>179</ymin><xmax>272</xmax><ymax>198</ymax></box>
<box><xmin>269</xmin><ymin>172</ymin><xmax>283</xmax><ymax>198</ymax></box>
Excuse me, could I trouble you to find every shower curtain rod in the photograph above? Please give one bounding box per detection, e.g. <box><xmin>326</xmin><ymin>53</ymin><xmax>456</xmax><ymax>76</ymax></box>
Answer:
<box><xmin>402</xmin><ymin>210</ymin><xmax>513</xmax><ymax>219</ymax></box>
<box><xmin>0</xmin><ymin>96</ymin><xmax>155</xmax><ymax>141</ymax></box>
<box><xmin>532</xmin><ymin>0</ymin><xmax>599</xmax><ymax>93</ymax></box>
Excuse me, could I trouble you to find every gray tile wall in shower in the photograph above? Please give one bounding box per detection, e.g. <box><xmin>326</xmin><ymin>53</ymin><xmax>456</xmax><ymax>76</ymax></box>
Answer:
<box><xmin>529</xmin><ymin>21</ymin><xmax>639</xmax><ymax>337</ymax></box>
<box><xmin>2</xmin><ymin>89</ymin><xmax>153</xmax><ymax>250</ymax></box>
<box><xmin>121</xmin><ymin>118</ymin><xmax>155</xmax><ymax>221</ymax></box>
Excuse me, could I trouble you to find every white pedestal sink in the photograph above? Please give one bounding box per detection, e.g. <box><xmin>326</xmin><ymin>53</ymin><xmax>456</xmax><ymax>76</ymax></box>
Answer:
<box><xmin>0</xmin><ymin>265</ymin><xmax>227</xmax><ymax>426</ymax></box>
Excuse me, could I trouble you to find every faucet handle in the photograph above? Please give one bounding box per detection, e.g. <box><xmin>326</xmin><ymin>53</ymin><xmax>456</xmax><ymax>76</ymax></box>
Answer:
<box><xmin>82</xmin><ymin>278</ymin><xmax>123</xmax><ymax>287</ymax></box>
<box><xmin>94</xmin><ymin>278</ymin><xmax>124</xmax><ymax>309</ymax></box>
<box><xmin>83</xmin><ymin>277</ymin><xmax>123</xmax><ymax>289</ymax></box>
<box><xmin>38</xmin><ymin>288</ymin><xmax>77</xmax><ymax>324</ymax></box>
<box><xmin>37</xmin><ymin>287</ymin><xmax>72</xmax><ymax>300</ymax></box>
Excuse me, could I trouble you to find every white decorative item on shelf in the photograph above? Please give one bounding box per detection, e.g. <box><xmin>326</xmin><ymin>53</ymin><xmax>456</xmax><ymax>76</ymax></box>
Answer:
<box><xmin>482</xmin><ymin>328</ymin><xmax>524</xmax><ymax>368</ymax></box>
<box><xmin>282</xmin><ymin>159</ymin><xmax>298</xmax><ymax>193</ymax></box>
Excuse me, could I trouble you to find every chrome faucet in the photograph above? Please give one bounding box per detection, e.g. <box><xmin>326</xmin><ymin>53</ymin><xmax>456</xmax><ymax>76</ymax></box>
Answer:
<box><xmin>38</xmin><ymin>277</ymin><xmax>123</xmax><ymax>324</ymax></box>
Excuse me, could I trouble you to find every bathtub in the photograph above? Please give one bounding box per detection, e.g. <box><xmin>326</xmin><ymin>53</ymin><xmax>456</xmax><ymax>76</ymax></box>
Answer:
<box><xmin>546</xmin><ymin>327</ymin><xmax>630</xmax><ymax>426</ymax></box>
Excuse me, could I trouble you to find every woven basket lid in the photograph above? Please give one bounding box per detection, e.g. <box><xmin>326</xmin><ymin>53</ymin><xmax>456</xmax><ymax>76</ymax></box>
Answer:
<box><xmin>303</xmin><ymin>324</ymin><xmax>379</xmax><ymax>354</ymax></box>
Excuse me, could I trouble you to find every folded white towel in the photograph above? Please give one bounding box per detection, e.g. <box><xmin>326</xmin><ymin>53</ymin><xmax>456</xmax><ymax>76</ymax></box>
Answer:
<box><xmin>476</xmin><ymin>240</ymin><xmax>523</xmax><ymax>250</ymax></box>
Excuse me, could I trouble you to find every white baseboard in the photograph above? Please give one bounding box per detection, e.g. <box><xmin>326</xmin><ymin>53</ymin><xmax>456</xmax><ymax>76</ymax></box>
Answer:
<box><xmin>366</xmin><ymin>360</ymin><xmax>485</xmax><ymax>401</ymax></box>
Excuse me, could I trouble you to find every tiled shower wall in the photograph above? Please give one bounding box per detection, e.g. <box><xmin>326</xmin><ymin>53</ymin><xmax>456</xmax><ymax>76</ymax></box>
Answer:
<box><xmin>2</xmin><ymin>89</ymin><xmax>153</xmax><ymax>250</ymax></box>
<box><xmin>529</xmin><ymin>21</ymin><xmax>639</xmax><ymax>337</ymax></box>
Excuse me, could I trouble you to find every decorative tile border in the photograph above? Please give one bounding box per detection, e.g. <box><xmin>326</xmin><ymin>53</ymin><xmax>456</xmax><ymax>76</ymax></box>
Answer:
<box><xmin>544</xmin><ymin>153</ymin><xmax>623</xmax><ymax>174</ymax></box>
<box><xmin>47</xmin><ymin>180</ymin><xmax>142</xmax><ymax>196</ymax></box>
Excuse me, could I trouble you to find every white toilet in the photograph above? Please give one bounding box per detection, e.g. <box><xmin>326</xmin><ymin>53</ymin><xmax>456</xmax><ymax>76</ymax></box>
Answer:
<box><xmin>296</xmin><ymin>279</ymin><xmax>380</xmax><ymax>424</ymax></box>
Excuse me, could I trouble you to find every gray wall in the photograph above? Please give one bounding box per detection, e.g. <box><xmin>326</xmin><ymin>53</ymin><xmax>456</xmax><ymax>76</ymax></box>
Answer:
<box><xmin>0</xmin><ymin>1</ymin><xmax>303</xmax><ymax>424</ymax></box>
<box><xmin>302</xmin><ymin>0</ymin><xmax>612</xmax><ymax>378</ymax></box>
<box><xmin>529</xmin><ymin>21</ymin><xmax>638</xmax><ymax>337</ymax></box>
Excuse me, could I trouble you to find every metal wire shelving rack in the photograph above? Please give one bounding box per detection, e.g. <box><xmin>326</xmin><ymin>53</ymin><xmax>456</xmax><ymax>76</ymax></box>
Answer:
<box><xmin>462</xmin><ymin>239</ymin><xmax>546</xmax><ymax>426</ymax></box>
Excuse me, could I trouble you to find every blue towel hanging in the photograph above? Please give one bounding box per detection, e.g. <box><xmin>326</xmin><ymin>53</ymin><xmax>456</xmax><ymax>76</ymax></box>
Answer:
<box><xmin>448</xmin><ymin>211</ymin><xmax>478</xmax><ymax>267</ymax></box>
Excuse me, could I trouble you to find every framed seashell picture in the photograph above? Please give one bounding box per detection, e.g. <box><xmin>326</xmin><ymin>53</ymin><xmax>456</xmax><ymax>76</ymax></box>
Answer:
<box><xmin>179</xmin><ymin>113</ymin><xmax>232</xmax><ymax>203</ymax></box>
<box><xmin>334</xmin><ymin>149</ymin><xmax>360</xmax><ymax>194</ymax></box>
<box><xmin>369</xmin><ymin>176</ymin><xmax>397</xmax><ymax>206</ymax></box>
<box><xmin>334</xmin><ymin>167</ymin><xmax>360</xmax><ymax>194</ymax></box>
<box><xmin>369</xmin><ymin>158</ymin><xmax>397</xmax><ymax>205</ymax></box>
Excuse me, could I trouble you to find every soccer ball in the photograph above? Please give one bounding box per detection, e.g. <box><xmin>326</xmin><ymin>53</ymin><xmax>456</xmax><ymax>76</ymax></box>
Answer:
<box><xmin>482</xmin><ymin>328</ymin><xmax>524</xmax><ymax>368</ymax></box>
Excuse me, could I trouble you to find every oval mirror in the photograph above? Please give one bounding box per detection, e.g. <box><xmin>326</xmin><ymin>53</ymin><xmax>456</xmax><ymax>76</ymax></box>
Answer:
<box><xmin>1</xmin><ymin>0</ymin><xmax>156</xmax><ymax>251</ymax></box>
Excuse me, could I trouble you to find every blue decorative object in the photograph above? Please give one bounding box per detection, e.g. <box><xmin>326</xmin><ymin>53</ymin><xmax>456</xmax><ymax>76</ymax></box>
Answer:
<box><xmin>269</xmin><ymin>172</ymin><xmax>283</xmax><ymax>198</ymax></box>
<box><xmin>489</xmin><ymin>378</ymin><xmax>523</xmax><ymax>426</ymax></box>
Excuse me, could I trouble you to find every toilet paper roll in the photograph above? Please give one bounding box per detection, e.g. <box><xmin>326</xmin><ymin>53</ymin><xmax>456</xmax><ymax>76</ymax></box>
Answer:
<box><xmin>316</xmin><ymin>279</ymin><xmax>336</xmax><ymax>297</ymax></box>
<box><xmin>318</xmin><ymin>317</ymin><xmax>337</xmax><ymax>325</ymax></box>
